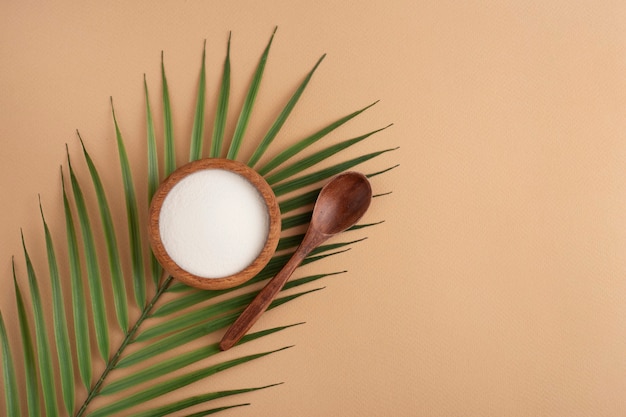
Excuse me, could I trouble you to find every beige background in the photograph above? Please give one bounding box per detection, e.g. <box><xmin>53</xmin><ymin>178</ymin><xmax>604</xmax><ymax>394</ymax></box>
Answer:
<box><xmin>2</xmin><ymin>1</ymin><xmax>626</xmax><ymax>416</ymax></box>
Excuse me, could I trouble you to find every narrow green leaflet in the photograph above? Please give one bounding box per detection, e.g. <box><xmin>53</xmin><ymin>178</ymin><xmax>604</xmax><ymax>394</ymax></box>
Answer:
<box><xmin>111</xmin><ymin>102</ymin><xmax>147</xmax><ymax>308</ymax></box>
<box><xmin>136</xmin><ymin>253</ymin><xmax>350</xmax><ymax>342</ymax></box>
<box><xmin>278</xmin><ymin>188</ymin><xmax>321</xmax><ymax>213</ymax></box>
<box><xmin>367</xmin><ymin>164</ymin><xmax>400</xmax><ymax>178</ymax></box>
<box><xmin>61</xmin><ymin>169</ymin><xmax>92</xmax><ymax>389</ymax></box>
<box><xmin>12</xmin><ymin>263</ymin><xmax>40</xmax><ymax>417</ymax></box>
<box><xmin>153</xmin><ymin>271</ymin><xmax>341</xmax><ymax>318</ymax></box>
<box><xmin>189</xmin><ymin>41</ymin><xmax>207</xmax><ymax>161</ymax></box>
<box><xmin>151</xmin><ymin>288</ymin><xmax>229</xmax><ymax>318</ymax></box>
<box><xmin>134</xmin><ymin>291</ymin><xmax>260</xmax><ymax>343</ymax></box>
<box><xmin>184</xmin><ymin>404</ymin><xmax>250</xmax><ymax>417</ymax></box>
<box><xmin>257</xmin><ymin>100</ymin><xmax>379</xmax><ymax>176</ymax></box>
<box><xmin>89</xmin><ymin>347</ymin><xmax>291</xmax><ymax>417</ymax></box>
<box><xmin>153</xmin><ymin>236</ymin><xmax>344</xmax><ymax>315</ymax></box>
<box><xmin>145</xmin><ymin>75</ymin><xmax>159</xmax><ymax>202</ymax></box>
<box><xmin>144</xmin><ymin>75</ymin><xmax>163</xmax><ymax>285</ymax></box>
<box><xmin>161</xmin><ymin>51</ymin><xmax>176</xmax><ymax>176</ymax></box>
<box><xmin>281</xmin><ymin>212</ymin><xmax>312</xmax><ymax>230</ymax></box>
<box><xmin>226</xmin><ymin>27</ymin><xmax>277</xmax><ymax>160</ymax></box>
<box><xmin>67</xmin><ymin>152</ymin><xmax>110</xmax><ymax>360</ymax></box>
<box><xmin>247</xmin><ymin>54</ymin><xmax>325</xmax><ymax>168</ymax></box>
<box><xmin>21</xmin><ymin>235</ymin><xmax>59</xmax><ymax>417</ymax></box>
<box><xmin>210</xmin><ymin>32</ymin><xmax>231</xmax><ymax>158</ymax></box>
<box><xmin>101</xmin><ymin>325</ymin><xmax>298</xmax><ymax>396</ymax></box>
<box><xmin>0</xmin><ymin>311</ymin><xmax>21</xmax><ymax>417</ymax></box>
<box><xmin>78</xmin><ymin>134</ymin><xmax>129</xmax><ymax>332</ymax></box>
<box><xmin>276</xmin><ymin>234</ymin><xmax>305</xmax><ymax>251</ymax></box>
<box><xmin>349</xmin><ymin>220</ymin><xmax>385</xmax><ymax>230</ymax></box>
<box><xmin>39</xmin><ymin>201</ymin><xmax>75</xmax><ymax>414</ymax></box>
<box><xmin>273</xmin><ymin>162</ymin><xmax>398</xmax><ymax>215</ymax></box>
<box><xmin>272</xmin><ymin>147</ymin><xmax>398</xmax><ymax>196</ymax></box>
<box><xmin>265</xmin><ymin>124</ymin><xmax>392</xmax><ymax>185</ymax></box>
<box><xmin>118</xmin><ymin>289</ymin><xmax>321</xmax><ymax>369</ymax></box>
<box><xmin>131</xmin><ymin>386</ymin><xmax>272</xmax><ymax>417</ymax></box>
<box><xmin>136</xmin><ymin>275</ymin><xmax>325</xmax><ymax>343</ymax></box>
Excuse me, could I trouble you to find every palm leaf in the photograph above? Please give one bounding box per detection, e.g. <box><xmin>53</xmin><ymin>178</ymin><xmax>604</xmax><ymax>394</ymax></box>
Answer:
<box><xmin>40</xmin><ymin>199</ymin><xmax>75</xmax><ymax>414</ymax></box>
<box><xmin>61</xmin><ymin>168</ymin><xmax>92</xmax><ymax>389</ymax></box>
<box><xmin>116</xmin><ymin>289</ymin><xmax>320</xmax><ymax>369</ymax></box>
<box><xmin>246</xmin><ymin>53</ymin><xmax>326</xmax><ymax>167</ymax></box>
<box><xmin>265</xmin><ymin>124</ymin><xmax>393</xmax><ymax>185</ymax></box>
<box><xmin>111</xmin><ymin>102</ymin><xmax>147</xmax><ymax>308</ymax></box>
<box><xmin>161</xmin><ymin>51</ymin><xmax>176</xmax><ymax>176</ymax></box>
<box><xmin>257</xmin><ymin>100</ymin><xmax>379</xmax><ymax>176</ymax></box>
<box><xmin>144</xmin><ymin>74</ymin><xmax>163</xmax><ymax>285</ymax></box>
<box><xmin>183</xmin><ymin>403</ymin><xmax>250</xmax><ymax>417</ymax></box>
<box><xmin>67</xmin><ymin>148</ymin><xmax>110</xmax><ymax>361</ymax></box>
<box><xmin>21</xmin><ymin>234</ymin><xmax>60</xmax><ymax>416</ymax></box>
<box><xmin>226</xmin><ymin>27</ymin><xmax>276</xmax><ymax>160</ymax></box>
<box><xmin>210</xmin><ymin>32</ymin><xmax>231</xmax><ymax>158</ymax></box>
<box><xmin>0</xmin><ymin>311</ymin><xmax>21</xmax><ymax>416</ymax></box>
<box><xmin>189</xmin><ymin>41</ymin><xmax>207</xmax><ymax>162</ymax></box>
<box><xmin>131</xmin><ymin>385</ymin><xmax>277</xmax><ymax>417</ymax></box>
<box><xmin>271</xmin><ymin>147</ymin><xmax>398</xmax><ymax>196</ymax></box>
<box><xmin>101</xmin><ymin>325</ymin><xmax>297</xmax><ymax>396</ymax></box>
<box><xmin>78</xmin><ymin>132</ymin><xmax>129</xmax><ymax>332</ymax></box>
<box><xmin>89</xmin><ymin>347</ymin><xmax>291</xmax><ymax>417</ymax></box>
<box><xmin>1</xmin><ymin>30</ymin><xmax>395</xmax><ymax>416</ymax></box>
<box><xmin>12</xmin><ymin>260</ymin><xmax>40</xmax><ymax>417</ymax></box>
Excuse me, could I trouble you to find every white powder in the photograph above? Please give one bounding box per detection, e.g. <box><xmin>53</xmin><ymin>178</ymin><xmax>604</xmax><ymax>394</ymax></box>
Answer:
<box><xmin>159</xmin><ymin>169</ymin><xmax>270</xmax><ymax>279</ymax></box>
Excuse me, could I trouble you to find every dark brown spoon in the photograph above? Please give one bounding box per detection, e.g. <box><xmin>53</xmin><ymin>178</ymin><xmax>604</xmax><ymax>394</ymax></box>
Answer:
<box><xmin>219</xmin><ymin>171</ymin><xmax>373</xmax><ymax>351</ymax></box>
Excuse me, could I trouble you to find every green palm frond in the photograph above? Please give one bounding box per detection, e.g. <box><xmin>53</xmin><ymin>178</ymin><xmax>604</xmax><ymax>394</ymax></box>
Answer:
<box><xmin>0</xmin><ymin>29</ymin><xmax>395</xmax><ymax>416</ymax></box>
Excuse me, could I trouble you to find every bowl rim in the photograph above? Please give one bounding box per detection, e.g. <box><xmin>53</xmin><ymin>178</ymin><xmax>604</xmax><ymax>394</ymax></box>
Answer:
<box><xmin>148</xmin><ymin>158</ymin><xmax>281</xmax><ymax>290</ymax></box>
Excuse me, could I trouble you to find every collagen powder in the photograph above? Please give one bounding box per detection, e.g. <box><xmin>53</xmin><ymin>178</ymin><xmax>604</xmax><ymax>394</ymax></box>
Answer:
<box><xmin>158</xmin><ymin>169</ymin><xmax>270</xmax><ymax>278</ymax></box>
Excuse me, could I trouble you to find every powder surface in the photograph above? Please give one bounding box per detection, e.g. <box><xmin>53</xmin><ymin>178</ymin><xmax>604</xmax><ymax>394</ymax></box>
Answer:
<box><xmin>159</xmin><ymin>169</ymin><xmax>270</xmax><ymax>279</ymax></box>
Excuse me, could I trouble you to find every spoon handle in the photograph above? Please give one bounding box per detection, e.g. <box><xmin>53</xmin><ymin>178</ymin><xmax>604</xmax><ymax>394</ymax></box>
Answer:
<box><xmin>219</xmin><ymin>235</ymin><xmax>321</xmax><ymax>351</ymax></box>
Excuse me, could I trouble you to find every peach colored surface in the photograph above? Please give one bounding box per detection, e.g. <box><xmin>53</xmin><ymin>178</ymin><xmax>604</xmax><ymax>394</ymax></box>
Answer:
<box><xmin>2</xmin><ymin>1</ymin><xmax>626</xmax><ymax>416</ymax></box>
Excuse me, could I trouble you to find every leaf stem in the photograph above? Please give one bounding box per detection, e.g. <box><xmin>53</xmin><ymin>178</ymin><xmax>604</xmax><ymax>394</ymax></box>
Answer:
<box><xmin>74</xmin><ymin>275</ymin><xmax>173</xmax><ymax>417</ymax></box>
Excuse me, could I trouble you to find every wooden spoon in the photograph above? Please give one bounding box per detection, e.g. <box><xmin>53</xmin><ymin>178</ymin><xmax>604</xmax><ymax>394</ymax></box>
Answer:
<box><xmin>219</xmin><ymin>171</ymin><xmax>373</xmax><ymax>351</ymax></box>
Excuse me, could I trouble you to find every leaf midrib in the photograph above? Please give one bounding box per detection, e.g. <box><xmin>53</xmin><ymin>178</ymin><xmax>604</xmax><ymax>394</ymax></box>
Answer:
<box><xmin>74</xmin><ymin>275</ymin><xmax>173</xmax><ymax>417</ymax></box>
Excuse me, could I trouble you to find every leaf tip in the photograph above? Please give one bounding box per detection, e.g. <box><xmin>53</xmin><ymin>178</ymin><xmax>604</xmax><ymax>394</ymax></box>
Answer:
<box><xmin>38</xmin><ymin>194</ymin><xmax>44</xmax><ymax>217</ymax></box>
<box><xmin>314</xmin><ymin>53</ymin><xmax>327</xmax><ymax>69</ymax></box>
<box><xmin>76</xmin><ymin>130</ymin><xmax>87</xmax><ymax>152</ymax></box>
<box><xmin>59</xmin><ymin>165</ymin><xmax>67</xmax><ymax>190</ymax></box>
<box><xmin>266</xmin><ymin>26</ymin><xmax>278</xmax><ymax>47</ymax></box>
<box><xmin>11</xmin><ymin>256</ymin><xmax>17</xmax><ymax>282</ymax></box>
<box><xmin>110</xmin><ymin>96</ymin><xmax>117</xmax><ymax>116</ymax></box>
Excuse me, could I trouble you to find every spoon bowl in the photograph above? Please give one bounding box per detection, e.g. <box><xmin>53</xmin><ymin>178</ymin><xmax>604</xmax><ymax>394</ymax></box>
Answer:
<box><xmin>219</xmin><ymin>171</ymin><xmax>372</xmax><ymax>350</ymax></box>
<box><xmin>313</xmin><ymin>172</ymin><xmax>372</xmax><ymax>236</ymax></box>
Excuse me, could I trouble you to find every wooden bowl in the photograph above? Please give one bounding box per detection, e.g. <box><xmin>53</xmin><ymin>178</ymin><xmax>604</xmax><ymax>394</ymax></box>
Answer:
<box><xmin>148</xmin><ymin>158</ymin><xmax>281</xmax><ymax>290</ymax></box>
